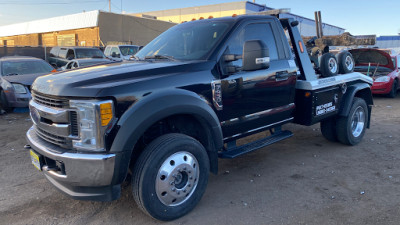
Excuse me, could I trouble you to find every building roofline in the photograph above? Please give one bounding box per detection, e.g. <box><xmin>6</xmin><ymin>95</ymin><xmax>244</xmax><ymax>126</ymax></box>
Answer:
<box><xmin>0</xmin><ymin>10</ymin><xmax>100</xmax><ymax>38</ymax></box>
<box><xmin>133</xmin><ymin>1</ymin><xmax>344</xmax><ymax>31</ymax></box>
<box><xmin>134</xmin><ymin>1</ymin><xmax>248</xmax><ymax>15</ymax></box>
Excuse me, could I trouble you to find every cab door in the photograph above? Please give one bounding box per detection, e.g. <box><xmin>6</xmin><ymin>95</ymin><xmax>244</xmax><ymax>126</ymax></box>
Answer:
<box><xmin>216</xmin><ymin>20</ymin><xmax>297</xmax><ymax>138</ymax></box>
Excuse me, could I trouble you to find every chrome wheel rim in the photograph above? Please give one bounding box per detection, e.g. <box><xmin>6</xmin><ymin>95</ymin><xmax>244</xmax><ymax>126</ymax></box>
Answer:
<box><xmin>155</xmin><ymin>151</ymin><xmax>199</xmax><ymax>206</ymax></box>
<box><xmin>345</xmin><ymin>55</ymin><xmax>354</xmax><ymax>71</ymax></box>
<box><xmin>351</xmin><ymin>106</ymin><xmax>365</xmax><ymax>138</ymax></box>
<box><xmin>328</xmin><ymin>58</ymin><xmax>338</xmax><ymax>73</ymax></box>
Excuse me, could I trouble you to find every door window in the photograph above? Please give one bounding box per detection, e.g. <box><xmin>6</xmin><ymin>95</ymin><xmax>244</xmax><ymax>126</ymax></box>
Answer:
<box><xmin>104</xmin><ymin>47</ymin><xmax>111</xmax><ymax>56</ymax></box>
<box><xmin>111</xmin><ymin>47</ymin><xmax>120</xmax><ymax>58</ymax></box>
<box><xmin>225</xmin><ymin>23</ymin><xmax>278</xmax><ymax>68</ymax></box>
<box><xmin>66</xmin><ymin>49</ymin><xmax>75</xmax><ymax>60</ymax></box>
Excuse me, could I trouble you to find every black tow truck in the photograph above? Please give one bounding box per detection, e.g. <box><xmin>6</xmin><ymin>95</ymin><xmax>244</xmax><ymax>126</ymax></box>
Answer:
<box><xmin>26</xmin><ymin>13</ymin><xmax>373</xmax><ymax>221</ymax></box>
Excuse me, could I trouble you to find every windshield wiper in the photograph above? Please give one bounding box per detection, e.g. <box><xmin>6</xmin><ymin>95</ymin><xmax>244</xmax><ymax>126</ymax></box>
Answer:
<box><xmin>5</xmin><ymin>73</ymin><xmax>18</xmax><ymax>76</ymax></box>
<box><xmin>130</xmin><ymin>55</ymin><xmax>143</xmax><ymax>61</ymax></box>
<box><xmin>144</xmin><ymin>54</ymin><xmax>176</xmax><ymax>61</ymax></box>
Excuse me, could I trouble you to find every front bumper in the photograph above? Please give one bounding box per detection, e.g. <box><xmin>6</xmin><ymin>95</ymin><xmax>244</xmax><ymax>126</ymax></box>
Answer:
<box><xmin>26</xmin><ymin>126</ymin><xmax>120</xmax><ymax>201</ymax></box>
<box><xmin>5</xmin><ymin>91</ymin><xmax>31</xmax><ymax>108</ymax></box>
<box><xmin>371</xmin><ymin>81</ymin><xmax>392</xmax><ymax>94</ymax></box>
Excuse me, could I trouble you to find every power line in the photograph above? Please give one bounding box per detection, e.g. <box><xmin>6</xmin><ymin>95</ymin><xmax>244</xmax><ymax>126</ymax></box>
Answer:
<box><xmin>0</xmin><ymin>0</ymin><xmax>103</xmax><ymax>4</ymax></box>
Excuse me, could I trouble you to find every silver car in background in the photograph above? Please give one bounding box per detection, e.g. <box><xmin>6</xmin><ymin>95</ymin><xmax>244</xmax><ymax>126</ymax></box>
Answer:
<box><xmin>0</xmin><ymin>56</ymin><xmax>55</xmax><ymax>112</ymax></box>
<box><xmin>61</xmin><ymin>58</ymin><xmax>114</xmax><ymax>71</ymax></box>
<box><xmin>104</xmin><ymin>45</ymin><xmax>141</xmax><ymax>61</ymax></box>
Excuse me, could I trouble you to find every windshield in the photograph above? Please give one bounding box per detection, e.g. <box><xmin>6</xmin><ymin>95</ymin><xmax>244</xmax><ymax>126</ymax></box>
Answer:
<box><xmin>120</xmin><ymin>46</ymin><xmax>139</xmax><ymax>56</ymax></box>
<box><xmin>136</xmin><ymin>21</ymin><xmax>231</xmax><ymax>60</ymax></box>
<box><xmin>1</xmin><ymin>60</ymin><xmax>53</xmax><ymax>76</ymax></box>
<box><xmin>75</xmin><ymin>48</ymin><xmax>105</xmax><ymax>59</ymax></box>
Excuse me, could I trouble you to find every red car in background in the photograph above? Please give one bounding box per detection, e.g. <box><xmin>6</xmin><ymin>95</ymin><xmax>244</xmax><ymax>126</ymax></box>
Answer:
<box><xmin>350</xmin><ymin>49</ymin><xmax>400</xmax><ymax>98</ymax></box>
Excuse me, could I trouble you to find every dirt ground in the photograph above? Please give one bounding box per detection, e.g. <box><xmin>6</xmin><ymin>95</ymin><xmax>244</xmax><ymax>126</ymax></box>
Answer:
<box><xmin>0</xmin><ymin>95</ymin><xmax>399</xmax><ymax>225</ymax></box>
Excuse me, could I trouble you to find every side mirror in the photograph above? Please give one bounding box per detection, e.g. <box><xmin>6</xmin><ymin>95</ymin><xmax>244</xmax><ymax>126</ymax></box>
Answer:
<box><xmin>242</xmin><ymin>40</ymin><xmax>270</xmax><ymax>71</ymax></box>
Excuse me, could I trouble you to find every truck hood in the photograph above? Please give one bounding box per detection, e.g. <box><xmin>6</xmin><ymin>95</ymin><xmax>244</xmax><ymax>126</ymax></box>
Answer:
<box><xmin>349</xmin><ymin>49</ymin><xmax>394</xmax><ymax>70</ymax></box>
<box><xmin>2</xmin><ymin>72</ymin><xmax>50</xmax><ymax>86</ymax></box>
<box><xmin>32</xmin><ymin>60</ymin><xmax>212</xmax><ymax>97</ymax></box>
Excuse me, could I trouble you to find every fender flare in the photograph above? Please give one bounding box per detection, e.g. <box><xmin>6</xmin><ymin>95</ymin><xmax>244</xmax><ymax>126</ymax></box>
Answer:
<box><xmin>338</xmin><ymin>83</ymin><xmax>373</xmax><ymax>128</ymax></box>
<box><xmin>339</xmin><ymin>83</ymin><xmax>373</xmax><ymax>116</ymax></box>
<box><xmin>110</xmin><ymin>89</ymin><xmax>223</xmax><ymax>184</ymax></box>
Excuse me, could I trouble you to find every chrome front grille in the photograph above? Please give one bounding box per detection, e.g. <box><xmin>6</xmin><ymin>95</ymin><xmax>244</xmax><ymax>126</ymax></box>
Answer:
<box><xmin>70</xmin><ymin>111</ymin><xmax>79</xmax><ymax>136</ymax></box>
<box><xmin>32</xmin><ymin>91</ymin><xmax>69</xmax><ymax>108</ymax></box>
<box><xmin>35</xmin><ymin>126</ymin><xmax>71</xmax><ymax>148</ymax></box>
<box><xmin>30</xmin><ymin>92</ymin><xmax>79</xmax><ymax>150</ymax></box>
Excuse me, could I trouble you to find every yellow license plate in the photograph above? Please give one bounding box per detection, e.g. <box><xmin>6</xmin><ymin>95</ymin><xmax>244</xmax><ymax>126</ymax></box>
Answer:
<box><xmin>30</xmin><ymin>150</ymin><xmax>42</xmax><ymax>171</ymax></box>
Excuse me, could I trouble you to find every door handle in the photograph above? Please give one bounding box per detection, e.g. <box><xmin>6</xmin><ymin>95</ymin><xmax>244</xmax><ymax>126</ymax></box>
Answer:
<box><xmin>276</xmin><ymin>71</ymin><xmax>291</xmax><ymax>81</ymax></box>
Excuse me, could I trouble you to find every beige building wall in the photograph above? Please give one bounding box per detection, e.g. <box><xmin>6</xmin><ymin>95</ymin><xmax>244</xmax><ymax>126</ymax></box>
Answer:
<box><xmin>98</xmin><ymin>12</ymin><xmax>175</xmax><ymax>46</ymax></box>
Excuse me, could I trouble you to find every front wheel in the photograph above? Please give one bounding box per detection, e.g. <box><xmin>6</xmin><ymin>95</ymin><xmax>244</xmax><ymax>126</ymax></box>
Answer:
<box><xmin>132</xmin><ymin>133</ymin><xmax>210</xmax><ymax>221</ymax></box>
<box><xmin>388</xmin><ymin>80</ymin><xmax>398</xmax><ymax>98</ymax></box>
<box><xmin>336</xmin><ymin>97</ymin><xmax>368</xmax><ymax>145</ymax></box>
<box><xmin>0</xmin><ymin>90</ymin><xmax>13</xmax><ymax>113</ymax></box>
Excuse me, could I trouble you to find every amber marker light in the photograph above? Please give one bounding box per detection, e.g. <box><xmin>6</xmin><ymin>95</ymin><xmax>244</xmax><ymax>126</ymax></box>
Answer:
<box><xmin>298</xmin><ymin>41</ymin><xmax>304</xmax><ymax>53</ymax></box>
<box><xmin>305</xmin><ymin>92</ymin><xmax>311</xmax><ymax>98</ymax></box>
<box><xmin>100</xmin><ymin>102</ymin><xmax>113</xmax><ymax>126</ymax></box>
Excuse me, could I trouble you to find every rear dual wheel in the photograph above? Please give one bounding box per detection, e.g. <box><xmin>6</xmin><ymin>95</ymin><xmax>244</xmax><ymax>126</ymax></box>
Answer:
<box><xmin>320</xmin><ymin>97</ymin><xmax>368</xmax><ymax>146</ymax></box>
<box><xmin>132</xmin><ymin>133</ymin><xmax>209</xmax><ymax>221</ymax></box>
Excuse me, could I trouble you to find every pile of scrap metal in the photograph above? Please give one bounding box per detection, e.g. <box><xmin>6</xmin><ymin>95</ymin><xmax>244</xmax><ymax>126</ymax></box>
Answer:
<box><xmin>303</xmin><ymin>33</ymin><xmax>376</xmax><ymax>54</ymax></box>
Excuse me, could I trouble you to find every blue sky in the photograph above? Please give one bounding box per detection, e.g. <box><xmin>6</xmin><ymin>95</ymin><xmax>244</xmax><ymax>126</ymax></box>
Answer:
<box><xmin>0</xmin><ymin>0</ymin><xmax>399</xmax><ymax>36</ymax></box>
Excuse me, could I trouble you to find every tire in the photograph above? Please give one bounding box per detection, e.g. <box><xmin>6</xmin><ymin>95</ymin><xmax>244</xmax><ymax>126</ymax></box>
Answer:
<box><xmin>0</xmin><ymin>90</ymin><xmax>13</xmax><ymax>113</ymax></box>
<box><xmin>337</xmin><ymin>51</ymin><xmax>355</xmax><ymax>74</ymax></box>
<box><xmin>336</xmin><ymin>97</ymin><xmax>368</xmax><ymax>146</ymax></box>
<box><xmin>320</xmin><ymin>53</ymin><xmax>339</xmax><ymax>77</ymax></box>
<box><xmin>132</xmin><ymin>133</ymin><xmax>210</xmax><ymax>221</ymax></box>
<box><xmin>320</xmin><ymin>118</ymin><xmax>337</xmax><ymax>142</ymax></box>
<box><xmin>388</xmin><ymin>79</ymin><xmax>398</xmax><ymax>98</ymax></box>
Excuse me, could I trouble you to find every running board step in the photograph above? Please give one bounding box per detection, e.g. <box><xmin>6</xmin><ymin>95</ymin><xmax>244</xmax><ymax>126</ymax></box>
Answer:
<box><xmin>218</xmin><ymin>130</ymin><xmax>293</xmax><ymax>159</ymax></box>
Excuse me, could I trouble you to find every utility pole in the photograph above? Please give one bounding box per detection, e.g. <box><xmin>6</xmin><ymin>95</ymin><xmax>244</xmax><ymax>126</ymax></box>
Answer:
<box><xmin>109</xmin><ymin>0</ymin><xmax>111</xmax><ymax>12</ymax></box>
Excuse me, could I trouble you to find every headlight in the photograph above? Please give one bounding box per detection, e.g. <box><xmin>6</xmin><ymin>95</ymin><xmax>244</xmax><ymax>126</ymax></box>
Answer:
<box><xmin>374</xmin><ymin>76</ymin><xmax>390</xmax><ymax>82</ymax></box>
<box><xmin>12</xmin><ymin>83</ymin><xmax>27</xmax><ymax>94</ymax></box>
<box><xmin>70</xmin><ymin>99</ymin><xmax>114</xmax><ymax>152</ymax></box>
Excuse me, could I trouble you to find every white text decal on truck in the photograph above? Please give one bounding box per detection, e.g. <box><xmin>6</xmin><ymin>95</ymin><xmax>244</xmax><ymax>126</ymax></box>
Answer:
<box><xmin>255</xmin><ymin>57</ymin><xmax>270</xmax><ymax>64</ymax></box>
<box><xmin>316</xmin><ymin>102</ymin><xmax>335</xmax><ymax>116</ymax></box>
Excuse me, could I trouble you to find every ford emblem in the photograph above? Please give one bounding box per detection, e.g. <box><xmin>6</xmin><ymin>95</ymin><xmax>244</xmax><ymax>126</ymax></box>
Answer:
<box><xmin>30</xmin><ymin>107</ymin><xmax>40</xmax><ymax>125</ymax></box>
